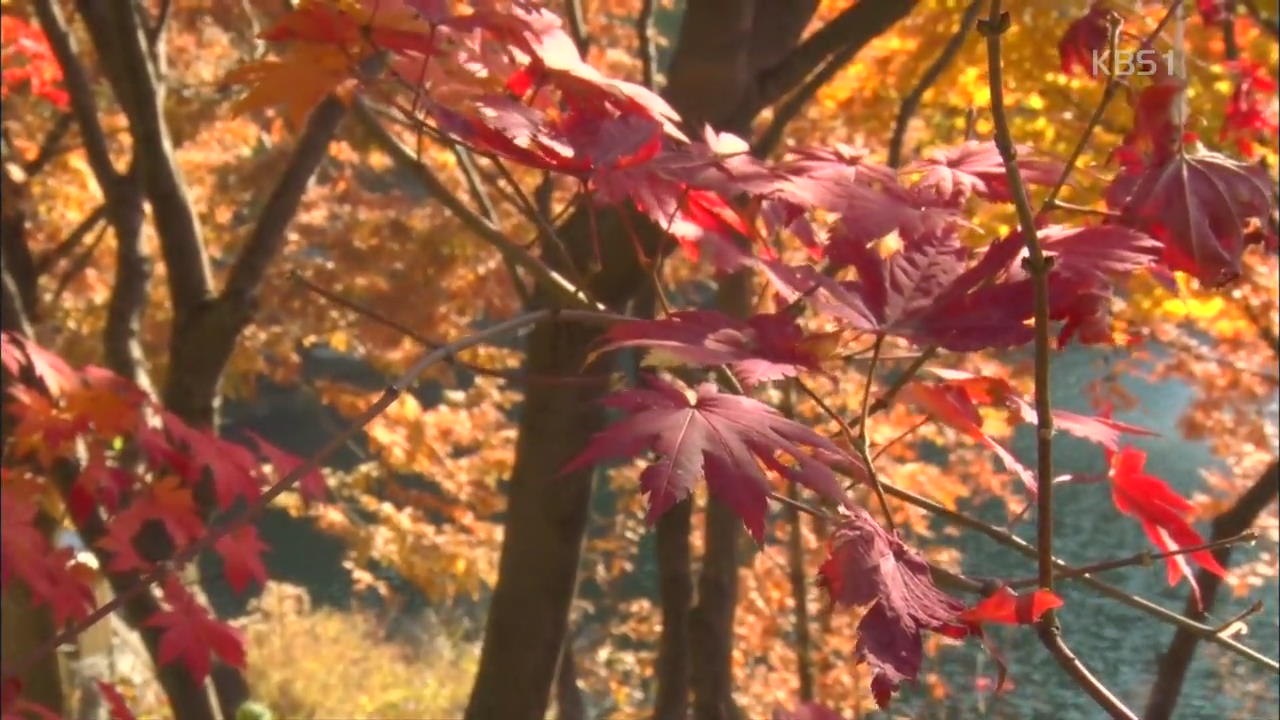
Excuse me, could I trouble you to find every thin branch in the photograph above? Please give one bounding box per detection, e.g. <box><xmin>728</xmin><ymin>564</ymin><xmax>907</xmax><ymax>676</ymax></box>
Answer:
<box><xmin>871</xmin><ymin>477</ymin><xmax>1279</xmax><ymax>673</ymax></box>
<box><xmin>637</xmin><ymin>0</ymin><xmax>658</xmax><ymax>91</ymax></box>
<box><xmin>145</xmin><ymin>0</ymin><xmax>173</xmax><ymax>51</ymax></box>
<box><xmin>871</xmin><ymin>416</ymin><xmax>929</xmax><ymax>462</ymax></box>
<box><xmin>33</xmin><ymin>0</ymin><xmax>120</xmax><ymax>190</ymax></box>
<box><xmin>34</xmin><ymin>204</ymin><xmax>108</xmax><ymax>274</ymax></box>
<box><xmin>565</xmin><ymin>0</ymin><xmax>590</xmax><ymax>56</ymax></box>
<box><xmin>983</xmin><ymin>3</ymin><xmax>1134</xmax><ymax>717</ymax></box>
<box><xmin>49</xmin><ymin>224</ymin><xmax>109</xmax><ymax>307</ymax></box>
<box><xmin>289</xmin><ymin>271</ymin><xmax>518</xmax><ymax>379</ymax></box>
<box><xmin>220</xmin><ymin>90</ymin><xmax>352</xmax><ymax>308</ymax></box>
<box><xmin>5</xmin><ymin>308</ymin><xmax>623</xmax><ymax>684</ymax></box>
<box><xmin>850</xmin><ymin>345</ymin><xmax>938</xmax><ymax>432</ymax></box>
<box><xmin>353</xmin><ymin>99</ymin><xmax>601</xmax><ymax>310</ymax></box>
<box><xmin>887</xmin><ymin>0</ymin><xmax>983</xmax><ymax>168</ymax></box>
<box><xmin>751</xmin><ymin>0</ymin><xmax>920</xmax><ymax>116</ymax></box>
<box><xmin>22</xmin><ymin>113</ymin><xmax>75</xmax><ymax>177</ymax></box>
<box><xmin>1145</xmin><ymin>460</ymin><xmax>1280</xmax><ymax>719</ymax></box>
<box><xmin>1005</xmin><ymin>531</ymin><xmax>1258</xmax><ymax>590</ymax></box>
<box><xmin>1242</xmin><ymin>0</ymin><xmax>1280</xmax><ymax>38</ymax></box>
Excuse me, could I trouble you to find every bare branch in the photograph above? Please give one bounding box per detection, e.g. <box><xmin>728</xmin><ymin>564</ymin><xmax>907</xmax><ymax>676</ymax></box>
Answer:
<box><xmin>22</xmin><ymin>113</ymin><xmax>75</xmax><ymax>177</ymax></box>
<box><xmin>221</xmin><ymin>94</ymin><xmax>349</xmax><ymax>308</ymax></box>
<box><xmin>565</xmin><ymin>0</ymin><xmax>589</xmax><ymax>55</ymax></box>
<box><xmin>353</xmin><ymin>99</ymin><xmax>601</xmax><ymax>310</ymax></box>
<box><xmin>33</xmin><ymin>0</ymin><xmax>120</xmax><ymax>190</ymax></box>
<box><xmin>887</xmin><ymin>0</ymin><xmax>983</xmax><ymax>168</ymax></box>
<box><xmin>1005</xmin><ymin>532</ymin><xmax>1258</xmax><ymax>590</ymax></box>
<box><xmin>749</xmin><ymin>0</ymin><xmax>919</xmax><ymax>117</ymax></box>
<box><xmin>76</xmin><ymin>0</ymin><xmax>213</xmax><ymax>313</ymax></box>
<box><xmin>34</xmin><ymin>204</ymin><xmax>108</xmax><ymax>274</ymax></box>
<box><xmin>638</xmin><ymin>0</ymin><xmax>658</xmax><ymax>91</ymax></box>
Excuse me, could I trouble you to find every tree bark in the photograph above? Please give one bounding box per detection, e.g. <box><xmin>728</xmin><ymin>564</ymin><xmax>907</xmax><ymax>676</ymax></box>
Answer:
<box><xmin>653</xmin><ymin>499</ymin><xmax>694</xmax><ymax>720</ymax></box>
<box><xmin>1143</xmin><ymin>460</ymin><xmax>1280</xmax><ymax>720</ymax></box>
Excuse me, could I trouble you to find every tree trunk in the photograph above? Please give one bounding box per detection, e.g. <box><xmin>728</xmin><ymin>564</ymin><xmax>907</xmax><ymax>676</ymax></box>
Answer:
<box><xmin>654</xmin><ymin>499</ymin><xmax>694</xmax><ymax>719</ymax></box>
<box><xmin>1143</xmin><ymin>461</ymin><xmax>1280</xmax><ymax>720</ymax></box>
<box><xmin>465</xmin><ymin>0</ymin><xmax>919</xmax><ymax>715</ymax></box>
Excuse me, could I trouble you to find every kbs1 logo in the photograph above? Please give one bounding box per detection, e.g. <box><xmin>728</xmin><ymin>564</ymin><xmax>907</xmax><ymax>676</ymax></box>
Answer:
<box><xmin>1091</xmin><ymin>48</ymin><xmax>1177</xmax><ymax>77</ymax></box>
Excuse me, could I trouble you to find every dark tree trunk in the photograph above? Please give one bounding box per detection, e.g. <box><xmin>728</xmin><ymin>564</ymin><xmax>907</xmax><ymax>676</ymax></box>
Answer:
<box><xmin>654</xmin><ymin>499</ymin><xmax>694</xmax><ymax>720</ymax></box>
<box><xmin>465</xmin><ymin>1</ymin><xmax>917</xmax><ymax>717</ymax></box>
<box><xmin>1143</xmin><ymin>461</ymin><xmax>1279</xmax><ymax>720</ymax></box>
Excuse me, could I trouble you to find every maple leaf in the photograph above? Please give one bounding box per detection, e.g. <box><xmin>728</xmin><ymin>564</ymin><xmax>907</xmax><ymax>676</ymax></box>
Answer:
<box><xmin>563</xmin><ymin>375</ymin><xmax>858</xmax><ymax>541</ymax></box>
<box><xmin>162</xmin><ymin>412</ymin><xmax>264</xmax><ymax>509</ymax></box>
<box><xmin>149</xmin><ymin>578</ymin><xmax>246</xmax><ymax>683</ymax></box>
<box><xmin>588</xmin><ymin>311</ymin><xmax>839</xmax><ymax>387</ymax></box>
<box><xmin>0</xmin><ymin>16</ymin><xmax>68</xmax><ymax>109</ymax></box>
<box><xmin>1058</xmin><ymin>2</ymin><xmax>1120</xmax><ymax>78</ymax></box>
<box><xmin>95</xmin><ymin>681</ymin><xmax>138</xmax><ymax>720</ymax></box>
<box><xmin>1106</xmin><ymin>149</ymin><xmax>1277</xmax><ymax>287</ymax></box>
<box><xmin>0</xmin><ymin>482</ymin><xmax>96</xmax><ymax>625</ymax></box>
<box><xmin>925</xmin><ymin>368</ymin><xmax>1158</xmax><ymax>450</ymax></box>
<box><xmin>902</xmin><ymin>381</ymin><xmax>1037</xmax><ymax>494</ymax></box>
<box><xmin>906</xmin><ymin>141</ymin><xmax>1062</xmax><ymax>205</ymax></box>
<box><xmin>762</xmin><ymin>231</ymin><xmax>1058</xmax><ymax>351</ymax></box>
<box><xmin>818</xmin><ymin>506</ymin><xmax>968</xmax><ymax>709</ymax></box>
<box><xmin>214</xmin><ymin>526</ymin><xmax>269</xmax><ymax>593</ymax></box>
<box><xmin>1106</xmin><ymin>446</ymin><xmax>1226</xmax><ymax>610</ymax></box>
<box><xmin>96</xmin><ymin>477</ymin><xmax>204</xmax><ymax>573</ymax></box>
<box><xmin>1220</xmin><ymin>60</ymin><xmax>1279</xmax><ymax>158</ymax></box>
<box><xmin>1</xmin><ymin>331</ymin><xmax>76</xmax><ymax>398</ymax></box>
<box><xmin>957</xmin><ymin>586</ymin><xmax>1063</xmax><ymax>626</ymax></box>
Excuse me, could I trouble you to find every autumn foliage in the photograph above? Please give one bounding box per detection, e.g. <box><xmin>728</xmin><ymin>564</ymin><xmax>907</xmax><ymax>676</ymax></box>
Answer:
<box><xmin>1</xmin><ymin>0</ymin><xmax>1277</xmax><ymax>719</ymax></box>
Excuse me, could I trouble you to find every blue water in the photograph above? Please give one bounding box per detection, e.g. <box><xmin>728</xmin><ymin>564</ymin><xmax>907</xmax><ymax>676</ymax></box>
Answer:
<box><xmin>884</xmin><ymin>347</ymin><xmax>1280</xmax><ymax>719</ymax></box>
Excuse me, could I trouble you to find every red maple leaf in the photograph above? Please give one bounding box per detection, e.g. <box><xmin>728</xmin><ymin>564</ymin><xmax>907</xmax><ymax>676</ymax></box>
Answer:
<box><xmin>161</xmin><ymin>411</ymin><xmax>264</xmax><ymax>509</ymax></box>
<box><xmin>95</xmin><ymin>681</ymin><xmax>138</xmax><ymax>720</ymax></box>
<box><xmin>906</xmin><ymin>141</ymin><xmax>1061</xmax><ymax>205</ymax></box>
<box><xmin>902</xmin><ymin>381</ymin><xmax>1037</xmax><ymax>494</ymax></box>
<box><xmin>926</xmin><ymin>368</ymin><xmax>1159</xmax><ymax>451</ymax></box>
<box><xmin>214</xmin><ymin>526</ymin><xmax>269</xmax><ymax>593</ymax></box>
<box><xmin>818</xmin><ymin>506</ymin><xmax>968</xmax><ymax>709</ymax></box>
<box><xmin>1106</xmin><ymin>147</ymin><xmax>1276</xmax><ymax>287</ymax></box>
<box><xmin>1058</xmin><ymin>3</ymin><xmax>1120</xmax><ymax>78</ymax></box>
<box><xmin>0</xmin><ymin>483</ymin><xmax>96</xmax><ymax>625</ymax></box>
<box><xmin>1220</xmin><ymin>60</ymin><xmax>1279</xmax><ymax>158</ymax></box>
<box><xmin>589</xmin><ymin>311</ymin><xmax>839</xmax><ymax>387</ymax></box>
<box><xmin>148</xmin><ymin>578</ymin><xmax>245</xmax><ymax>683</ymax></box>
<box><xmin>563</xmin><ymin>375</ymin><xmax>858</xmax><ymax>541</ymax></box>
<box><xmin>762</xmin><ymin>231</ymin><xmax>1052</xmax><ymax>351</ymax></box>
<box><xmin>0</xmin><ymin>16</ymin><xmax>69</xmax><ymax>109</ymax></box>
<box><xmin>1</xmin><ymin>331</ymin><xmax>76</xmax><ymax>398</ymax></box>
<box><xmin>957</xmin><ymin>586</ymin><xmax>1063</xmax><ymax>626</ymax></box>
<box><xmin>96</xmin><ymin>477</ymin><xmax>204</xmax><ymax>573</ymax></box>
<box><xmin>1106</xmin><ymin>446</ymin><xmax>1227</xmax><ymax>609</ymax></box>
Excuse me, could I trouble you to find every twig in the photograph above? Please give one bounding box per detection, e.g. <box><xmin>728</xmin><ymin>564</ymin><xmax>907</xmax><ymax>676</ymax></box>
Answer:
<box><xmin>983</xmin><ymin>3</ymin><xmax>1134</xmax><ymax>718</ymax></box>
<box><xmin>1005</xmin><ymin>531</ymin><xmax>1258</xmax><ymax>590</ymax></box>
<box><xmin>352</xmin><ymin>99</ymin><xmax>601</xmax><ymax>311</ymax></box>
<box><xmin>5</xmin><ymin>309</ymin><xmax>624</xmax><ymax>683</ymax></box>
<box><xmin>1214</xmin><ymin>601</ymin><xmax>1264</xmax><ymax>638</ymax></box>
<box><xmin>795</xmin><ymin>374</ymin><xmax>895</xmax><ymax>531</ymax></box>
<box><xmin>849</xmin><ymin>345</ymin><xmax>938</xmax><ymax>432</ymax></box>
<box><xmin>289</xmin><ymin>271</ymin><xmax>518</xmax><ymax>379</ymax></box>
<box><xmin>887</xmin><ymin>0</ymin><xmax>983</xmax><ymax>168</ymax></box>
<box><xmin>871</xmin><ymin>416</ymin><xmax>929</xmax><ymax>462</ymax></box>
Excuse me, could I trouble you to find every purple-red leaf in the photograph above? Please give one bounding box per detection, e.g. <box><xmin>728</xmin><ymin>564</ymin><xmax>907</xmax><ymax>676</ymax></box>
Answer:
<box><xmin>589</xmin><ymin>310</ymin><xmax>839</xmax><ymax>386</ymax></box>
<box><xmin>818</xmin><ymin>506</ymin><xmax>968</xmax><ymax>709</ymax></box>
<box><xmin>1106</xmin><ymin>150</ymin><xmax>1276</xmax><ymax>287</ymax></box>
<box><xmin>762</xmin><ymin>231</ymin><xmax>1052</xmax><ymax>351</ymax></box>
<box><xmin>906</xmin><ymin>140</ymin><xmax>1061</xmax><ymax>205</ymax></box>
<box><xmin>563</xmin><ymin>375</ymin><xmax>858</xmax><ymax>541</ymax></box>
